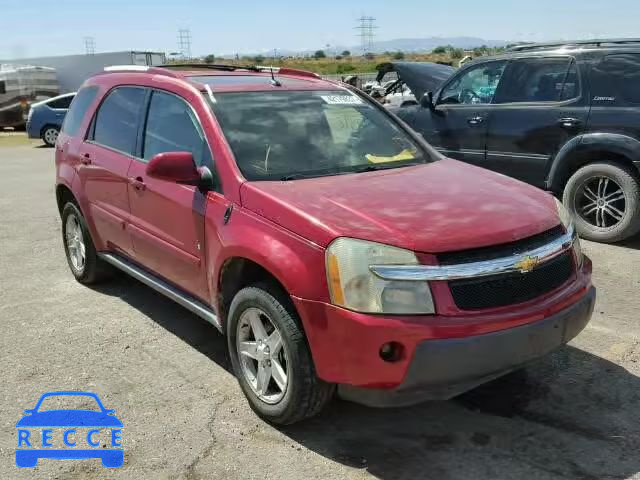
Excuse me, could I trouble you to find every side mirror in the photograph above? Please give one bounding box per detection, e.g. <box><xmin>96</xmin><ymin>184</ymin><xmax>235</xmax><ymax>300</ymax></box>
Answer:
<box><xmin>146</xmin><ymin>151</ymin><xmax>200</xmax><ymax>184</ymax></box>
<box><xmin>420</xmin><ymin>91</ymin><xmax>435</xmax><ymax>110</ymax></box>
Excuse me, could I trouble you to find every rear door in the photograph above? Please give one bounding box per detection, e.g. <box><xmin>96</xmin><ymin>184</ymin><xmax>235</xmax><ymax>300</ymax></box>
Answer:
<box><xmin>78</xmin><ymin>86</ymin><xmax>146</xmax><ymax>257</ymax></box>
<box><xmin>414</xmin><ymin>60</ymin><xmax>507</xmax><ymax>164</ymax></box>
<box><xmin>484</xmin><ymin>57</ymin><xmax>588</xmax><ymax>187</ymax></box>
<box><xmin>126</xmin><ymin>89</ymin><xmax>213</xmax><ymax>300</ymax></box>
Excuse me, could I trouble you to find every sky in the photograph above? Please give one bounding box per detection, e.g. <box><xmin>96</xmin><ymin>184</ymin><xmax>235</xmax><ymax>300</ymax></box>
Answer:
<box><xmin>1</xmin><ymin>0</ymin><xmax>639</xmax><ymax>59</ymax></box>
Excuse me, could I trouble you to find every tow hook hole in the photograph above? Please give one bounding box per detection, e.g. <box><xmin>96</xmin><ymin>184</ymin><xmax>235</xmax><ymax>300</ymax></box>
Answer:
<box><xmin>379</xmin><ymin>342</ymin><xmax>404</xmax><ymax>362</ymax></box>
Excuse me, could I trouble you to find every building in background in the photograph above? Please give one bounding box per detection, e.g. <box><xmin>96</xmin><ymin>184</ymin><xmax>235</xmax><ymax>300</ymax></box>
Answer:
<box><xmin>0</xmin><ymin>51</ymin><xmax>166</xmax><ymax>93</ymax></box>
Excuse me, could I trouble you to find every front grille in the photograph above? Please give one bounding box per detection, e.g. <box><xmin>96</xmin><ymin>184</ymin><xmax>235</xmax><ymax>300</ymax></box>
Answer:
<box><xmin>449</xmin><ymin>251</ymin><xmax>574</xmax><ymax>310</ymax></box>
<box><xmin>437</xmin><ymin>226</ymin><xmax>565</xmax><ymax>266</ymax></box>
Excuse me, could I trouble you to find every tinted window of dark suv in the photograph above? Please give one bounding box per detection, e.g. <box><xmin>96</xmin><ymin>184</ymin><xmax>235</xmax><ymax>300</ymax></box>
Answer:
<box><xmin>591</xmin><ymin>54</ymin><xmax>640</xmax><ymax>105</ymax></box>
<box><xmin>61</xmin><ymin>86</ymin><xmax>98</xmax><ymax>136</ymax></box>
<box><xmin>495</xmin><ymin>57</ymin><xmax>577</xmax><ymax>103</ymax></box>
<box><xmin>92</xmin><ymin>87</ymin><xmax>145</xmax><ymax>155</ymax></box>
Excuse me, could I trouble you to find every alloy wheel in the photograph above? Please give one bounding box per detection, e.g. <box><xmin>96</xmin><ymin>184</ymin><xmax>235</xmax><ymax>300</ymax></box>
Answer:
<box><xmin>65</xmin><ymin>213</ymin><xmax>86</xmax><ymax>272</ymax></box>
<box><xmin>575</xmin><ymin>175</ymin><xmax>627</xmax><ymax>229</ymax></box>
<box><xmin>236</xmin><ymin>307</ymin><xmax>289</xmax><ymax>404</ymax></box>
<box><xmin>44</xmin><ymin>127</ymin><xmax>58</xmax><ymax>145</ymax></box>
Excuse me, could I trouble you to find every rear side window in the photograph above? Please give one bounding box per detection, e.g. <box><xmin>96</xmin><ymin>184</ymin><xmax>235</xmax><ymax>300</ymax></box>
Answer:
<box><xmin>495</xmin><ymin>57</ymin><xmax>577</xmax><ymax>103</ymax></box>
<box><xmin>61</xmin><ymin>86</ymin><xmax>98</xmax><ymax>136</ymax></box>
<box><xmin>142</xmin><ymin>90</ymin><xmax>212</xmax><ymax>168</ymax></box>
<box><xmin>591</xmin><ymin>54</ymin><xmax>640</xmax><ymax>105</ymax></box>
<box><xmin>48</xmin><ymin>95</ymin><xmax>74</xmax><ymax>109</ymax></box>
<box><xmin>91</xmin><ymin>87</ymin><xmax>145</xmax><ymax>155</ymax></box>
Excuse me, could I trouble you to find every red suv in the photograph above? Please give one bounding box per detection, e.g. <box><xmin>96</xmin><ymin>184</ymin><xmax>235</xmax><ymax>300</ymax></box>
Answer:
<box><xmin>55</xmin><ymin>64</ymin><xmax>595</xmax><ymax>424</ymax></box>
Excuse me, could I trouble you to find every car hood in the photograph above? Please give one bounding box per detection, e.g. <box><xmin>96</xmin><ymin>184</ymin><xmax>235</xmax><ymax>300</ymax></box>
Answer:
<box><xmin>240</xmin><ymin>159</ymin><xmax>561</xmax><ymax>253</ymax></box>
<box><xmin>376</xmin><ymin>61</ymin><xmax>455</xmax><ymax>101</ymax></box>
<box><xmin>16</xmin><ymin>410</ymin><xmax>123</xmax><ymax>427</ymax></box>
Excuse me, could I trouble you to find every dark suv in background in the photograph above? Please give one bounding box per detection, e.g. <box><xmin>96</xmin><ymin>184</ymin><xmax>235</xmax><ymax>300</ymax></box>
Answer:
<box><xmin>395</xmin><ymin>39</ymin><xmax>640</xmax><ymax>243</ymax></box>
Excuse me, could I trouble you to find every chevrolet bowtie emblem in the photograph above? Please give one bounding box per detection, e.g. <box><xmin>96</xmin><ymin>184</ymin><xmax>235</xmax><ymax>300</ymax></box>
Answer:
<box><xmin>515</xmin><ymin>256</ymin><xmax>539</xmax><ymax>273</ymax></box>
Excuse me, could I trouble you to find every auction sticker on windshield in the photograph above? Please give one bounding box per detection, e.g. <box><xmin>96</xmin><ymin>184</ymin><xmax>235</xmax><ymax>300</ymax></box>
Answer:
<box><xmin>320</xmin><ymin>94</ymin><xmax>363</xmax><ymax>105</ymax></box>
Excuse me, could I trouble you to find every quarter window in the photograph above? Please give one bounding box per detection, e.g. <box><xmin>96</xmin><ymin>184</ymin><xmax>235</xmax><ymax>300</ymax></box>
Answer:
<box><xmin>439</xmin><ymin>61</ymin><xmax>507</xmax><ymax>105</ymax></box>
<box><xmin>495</xmin><ymin>57</ymin><xmax>578</xmax><ymax>103</ymax></box>
<box><xmin>591</xmin><ymin>54</ymin><xmax>640</xmax><ymax>105</ymax></box>
<box><xmin>92</xmin><ymin>87</ymin><xmax>145</xmax><ymax>155</ymax></box>
<box><xmin>142</xmin><ymin>90</ymin><xmax>212</xmax><ymax>168</ymax></box>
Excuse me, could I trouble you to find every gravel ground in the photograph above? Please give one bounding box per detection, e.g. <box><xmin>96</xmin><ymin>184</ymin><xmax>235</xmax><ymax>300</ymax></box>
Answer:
<box><xmin>1</xmin><ymin>144</ymin><xmax>639</xmax><ymax>480</ymax></box>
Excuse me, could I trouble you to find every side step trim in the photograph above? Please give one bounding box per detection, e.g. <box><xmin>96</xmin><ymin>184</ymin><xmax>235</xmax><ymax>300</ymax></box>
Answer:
<box><xmin>99</xmin><ymin>253</ymin><xmax>222</xmax><ymax>332</ymax></box>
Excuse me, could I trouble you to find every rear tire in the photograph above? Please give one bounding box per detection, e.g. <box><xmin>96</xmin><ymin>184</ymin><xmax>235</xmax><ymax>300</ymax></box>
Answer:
<box><xmin>41</xmin><ymin>125</ymin><xmax>59</xmax><ymax>147</ymax></box>
<box><xmin>227</xmin><ymin>283</ymin><xmax>334</xmax><ymax>424</ymax></box>
<box><xmin>61</xmin><ymin>202</ymin><xmax>112</xmax><ymax>284</ymax></box>
<box><xmin>563</xmin><ymin>161</ymin><xmax>640</xmax><ymax>243</ymax></box>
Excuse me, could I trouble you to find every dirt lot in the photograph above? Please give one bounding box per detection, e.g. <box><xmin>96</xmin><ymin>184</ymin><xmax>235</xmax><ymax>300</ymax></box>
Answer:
<box><xmin>1</xmin><ymin>142</ymin><xmax>639</xmax><ymax>480</ymax></box>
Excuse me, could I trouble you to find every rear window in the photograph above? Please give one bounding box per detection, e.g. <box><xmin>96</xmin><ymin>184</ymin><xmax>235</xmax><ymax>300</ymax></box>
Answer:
<box><xmin>591</xmin><ymin>54</ymin><xmax>640</xmax><ymax>105</ymax></box>
<box><xmin>90</xmin><ymin>86</ymin><xmax>146</xmax><ymax>155</ymax></box>
<box><xmin>61</xmin><ymin>87</ymin><xmax>98</xmax><ymax>136</ymax></box>
<box><xmin>208</xmin><ymin>90</ymin><xmax>428</xmax><ymax>181</ymax></box>
<box><xmin>48</xmin><ymin>95</ymin><xmax>74</xmax><ymax>109</ymax></box>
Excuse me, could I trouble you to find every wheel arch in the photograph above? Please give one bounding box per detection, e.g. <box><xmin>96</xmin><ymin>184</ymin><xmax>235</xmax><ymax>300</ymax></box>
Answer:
<box><xmin>55</xmin><ymin>183</ymin><xmax>77</xmax><ymax>214</ymax></box>
<box><xmin>217</xmin><ymin>256</ymin><xmax>293</xmax><ymax>331</ymax></box>
<box><xmin>548</xmin><ymin>133</ymin><xmax>640</xmax><ymax>193</ymax></box>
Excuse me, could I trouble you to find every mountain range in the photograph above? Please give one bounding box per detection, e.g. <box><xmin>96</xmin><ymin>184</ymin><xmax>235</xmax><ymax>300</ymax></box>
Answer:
<box><xmin>220</xmin><ymin>36</ymin><xmax>509</xmax><ymax>58</ymax></box>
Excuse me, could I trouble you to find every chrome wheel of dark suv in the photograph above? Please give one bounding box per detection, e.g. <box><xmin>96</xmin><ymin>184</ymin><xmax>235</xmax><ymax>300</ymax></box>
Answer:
<box><xmin>564</xmin><ymin>162</ymin><xmax>640</xmax><ymax>243</ymax></box>
<box><xmin>575</xmin><ymin>176</ymin><xmax>626</xmax><ymax>229</ymax></box>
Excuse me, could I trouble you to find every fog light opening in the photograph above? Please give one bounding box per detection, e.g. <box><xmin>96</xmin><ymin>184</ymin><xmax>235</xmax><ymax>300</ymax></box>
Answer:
<box><xmin>379</xmin><ymin>342</ymin><xmax>404</xmax><ymax>363</ymax></box>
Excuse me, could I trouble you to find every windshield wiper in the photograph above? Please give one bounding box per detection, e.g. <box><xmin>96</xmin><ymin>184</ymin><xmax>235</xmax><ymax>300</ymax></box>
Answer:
<box><xmin>354</xmin><ymin>162</ymin><xmax>423</xmax><ymax>173</ymax></box>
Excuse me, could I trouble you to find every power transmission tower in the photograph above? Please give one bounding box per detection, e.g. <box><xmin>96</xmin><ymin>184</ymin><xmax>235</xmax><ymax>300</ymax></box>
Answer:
<box><xmin>355</xmin><ymin>16</ymin><xmax>377</xmax><ymax>54</ymax></box>
<box><xmin>83</xmin><ymin>36</ymin><xmax>96</xmax><ymax>55</ymax></box>
<box><xmin>178</xmin><ymin>29</ymin><xmax>192</xmax><ymax>60</ymax></box>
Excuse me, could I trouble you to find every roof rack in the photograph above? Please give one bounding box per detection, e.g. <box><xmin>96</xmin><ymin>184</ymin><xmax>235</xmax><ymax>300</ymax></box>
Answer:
<box><xmin>508</xmin><ymin>38</ymin><xmax>640</xmax><ymax>52</ymax></box>
<box><xmin>159</xmin><ymin>63</ymin><xmax>261</xmax><ymax>72</ymax></box>
<box><xmin>102</xmin><ymin>65</ymin><xmax>183</xmax><ymax>78</ymax></box>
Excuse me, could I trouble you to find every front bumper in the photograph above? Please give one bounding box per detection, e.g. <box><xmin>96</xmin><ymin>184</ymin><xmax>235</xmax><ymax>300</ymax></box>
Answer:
<box><xmin>339</xmin><ymin>286</ymin><xmax>595</xmax><ymax>407</ymax></box>
<box><xmin>293</xmin><ymin>256</ymin><xmax>594</xmax><ymax>401</ymax></box>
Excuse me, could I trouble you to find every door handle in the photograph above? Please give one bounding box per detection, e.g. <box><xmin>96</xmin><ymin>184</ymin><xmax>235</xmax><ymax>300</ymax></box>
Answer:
<box><xmin>80</xmin><ymin>153</ymin><xmax>91</xmax><ymax>165</ymax></box>
<box><xmin>557</xmin><ymin>117</ymin><xmax>581</xmax><ymax>128</ymax></box>
<box><xmin>129</xmin><ymin>176</ymin><xmax>146</xmax><ymax>191</ymax></box>
<box><xmin>467</xmin><ymin>116</ymin><xmax>484</xmax><ymax>126</ymax></box>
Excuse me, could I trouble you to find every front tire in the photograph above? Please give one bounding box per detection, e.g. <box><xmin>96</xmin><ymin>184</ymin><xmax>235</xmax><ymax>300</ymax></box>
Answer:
<box><xmin>41</xmin><ymin>125</ymin><xmax>59</xmax><ymax>147</ymax></box>
<box><xmin>227</xmin><ymin>284</ymin><xmax>334</xmax><ymax>424</ymax></box>
<box><xmin>61</xmin><ymin>202</ymin><xmax>111</xmax><ymax>284</ymax></box>
<box><xmin>563</xmin><ymin>162</ymin><xmax>640</xmax><ymax>243</ymax></box>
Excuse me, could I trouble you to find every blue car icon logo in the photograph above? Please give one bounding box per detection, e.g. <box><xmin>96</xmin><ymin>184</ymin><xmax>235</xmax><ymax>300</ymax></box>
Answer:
<box><xmin>15</xmin><ymin>391</ymin><xmax>123</xmax><ymax>468</ymax></box>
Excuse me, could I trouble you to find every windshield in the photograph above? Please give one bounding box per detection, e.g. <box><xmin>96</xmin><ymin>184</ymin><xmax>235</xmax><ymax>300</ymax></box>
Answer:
<box><xmin>208</xmin><ymin>90</ymin><xmax>428</xmax><ymax>180</ymax></box>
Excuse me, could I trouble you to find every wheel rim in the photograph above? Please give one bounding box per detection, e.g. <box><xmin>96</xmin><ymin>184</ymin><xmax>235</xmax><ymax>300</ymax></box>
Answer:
<box><xmin>236</xmin><ymin>307</ymin><xmax>289</xmax><ymax>404</ymax></box>
<box><xmin>44</xmin><ymin>128</ymin><xmax>58</xmax><ymax>144</ymax></box>
<box><xmin>65</xmin><ymin>213</ymin><xmax>86</xmax><ymax>272</ymax></box>
<box><xmin>574</xmin><ymin>175</ymin><xmax>627</xmax><ymax>230</ymax></box>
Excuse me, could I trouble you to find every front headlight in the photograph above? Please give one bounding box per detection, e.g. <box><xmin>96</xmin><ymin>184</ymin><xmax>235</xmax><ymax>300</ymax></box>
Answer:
<box><xmin>326</xmin><ymin>238</ymin><xmax>435</xmax><ymax>314</ymax></box>
<box><xmin>554</xmin><ymin>197</ymin><xmax>573</xmax><ymax>230</ymax></box>
<box><xmin>554</xmin><ymin>198</ymin><xmax>583</xmax><ymax>266</ymax></box>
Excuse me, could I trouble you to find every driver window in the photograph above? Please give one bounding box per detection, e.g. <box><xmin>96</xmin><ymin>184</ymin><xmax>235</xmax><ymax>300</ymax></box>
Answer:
<box><xmin>439</xmin><ymin>61</ymin><xmax>507</xmax><ymax>105</ymax></box>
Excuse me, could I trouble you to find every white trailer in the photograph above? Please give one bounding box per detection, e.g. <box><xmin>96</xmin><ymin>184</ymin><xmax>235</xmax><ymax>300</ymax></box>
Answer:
<box><xmin>0</xmin><ymin>51</ymin><xmax>166</xmax><ymax>94</ymax></box>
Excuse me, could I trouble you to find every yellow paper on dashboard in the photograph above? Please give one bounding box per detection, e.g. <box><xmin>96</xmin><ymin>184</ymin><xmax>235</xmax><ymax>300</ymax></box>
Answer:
<box><xmin>365</xmin><ymin>149</ymin><xmax>415</xmax><ymax>164</ymax></box>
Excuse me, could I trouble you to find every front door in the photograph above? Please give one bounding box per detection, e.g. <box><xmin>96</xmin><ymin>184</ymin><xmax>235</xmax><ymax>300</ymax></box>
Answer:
<box><xmin>126</xmin><ymin>89</ymin><xmax>212</xmax><ymax>301</ymax></box>
<box><xmin>484</xmin><ymin>57</ymin><xmax>588</xmax><ymax>187</ymax></box>
<box><xmin>415</xmin><ymin>60</ymin><xmax>507</xmax><ymax>164</ymax></box>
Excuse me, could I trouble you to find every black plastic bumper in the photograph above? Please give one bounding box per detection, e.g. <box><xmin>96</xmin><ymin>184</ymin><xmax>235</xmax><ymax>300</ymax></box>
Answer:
<box><xmin>339</xmin><ymin>287</ymin><xmax>596</xmax><ymax>407</ymax></box>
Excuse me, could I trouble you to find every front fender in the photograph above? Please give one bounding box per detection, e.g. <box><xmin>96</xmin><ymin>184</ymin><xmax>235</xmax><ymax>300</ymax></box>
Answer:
<box><xmin>207</xmin><ymin>206</ymin><xmax>329</xmax><ymax>310</ymax></box>
<box><xmin>547</xmin><ymin>133</ymin><xmax>640</xmax><ymax>191</ymax></box>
